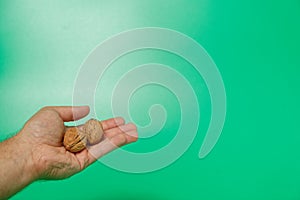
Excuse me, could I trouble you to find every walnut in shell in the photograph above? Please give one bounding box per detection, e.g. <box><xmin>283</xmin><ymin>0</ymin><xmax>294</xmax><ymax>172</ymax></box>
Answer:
<box><xmin>63</xmin><ymin>119</ymin><xmax>104</xmax><ymax>153</ymax></box>
<box><xmin>84</xmin><ymin>119</ymin><xmax>104</xmax><ymax>145</ymax></box>
<box><xmin>63</xmin><ymin>127</ymin><xmax>87</xmax><ymax>153</ymax></box>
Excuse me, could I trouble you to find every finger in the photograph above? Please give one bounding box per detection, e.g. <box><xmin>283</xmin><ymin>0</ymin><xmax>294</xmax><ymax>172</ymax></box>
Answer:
<box><xmin>105</xmin><ymin>123</ymin><xmax>137</xmax><ymax>138</ymax></box>
<box><xmin>86</xmin><ymin>135</ymin><xmax>125</xmax><ymax>164</ymax></box>
<box><xmin>42</xmin><ymin>106</ymin><xmax>90</xmax><ymax>122</ymax></box>
<box><xmin>122</xmin><ymin>129</ymin><xmax>138</xmax><ymax>144</ymax></box>
<box><xmin>101</xmin><ymin>117</ymin><xmax>125</xmax><ymax>130</ymax></box>
<box><xmin>87</xmin><ymin>130</ymin><xmax>138</xmax><ymax>164</ymax></box>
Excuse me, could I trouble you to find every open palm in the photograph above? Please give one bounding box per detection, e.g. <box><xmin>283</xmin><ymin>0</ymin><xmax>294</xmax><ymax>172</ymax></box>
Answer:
<box><xmin>20</xmin><ymin>106</ymin><xmax>137</xmax><ymax>180</ymax></box>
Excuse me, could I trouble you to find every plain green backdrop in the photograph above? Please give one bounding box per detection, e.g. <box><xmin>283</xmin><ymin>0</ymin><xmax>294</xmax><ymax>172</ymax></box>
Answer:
<box><xmin>1</xmin><ymin>0</ymin><xmax>300</xmax><ymax>199</ymax></box>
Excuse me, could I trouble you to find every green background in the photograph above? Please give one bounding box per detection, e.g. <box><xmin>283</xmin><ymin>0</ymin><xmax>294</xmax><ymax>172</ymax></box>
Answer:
<box><xmin>1</xmin><ymin>0</ymin><xmax>299</xmax><ymax>199</ymax></box>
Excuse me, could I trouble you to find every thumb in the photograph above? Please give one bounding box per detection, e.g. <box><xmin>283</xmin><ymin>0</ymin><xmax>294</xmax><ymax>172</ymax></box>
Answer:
<box><xmin>44</xmin><ymin>106</ymin><xmax>90</xmax><ymax>122</ymax></box>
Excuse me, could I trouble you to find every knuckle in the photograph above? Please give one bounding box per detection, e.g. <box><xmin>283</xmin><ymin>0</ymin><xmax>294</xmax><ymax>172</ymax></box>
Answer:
<box><xmin>113</xmin><ymin>134</ymin><xmax>127</xmax><ymax>146</ymax></box>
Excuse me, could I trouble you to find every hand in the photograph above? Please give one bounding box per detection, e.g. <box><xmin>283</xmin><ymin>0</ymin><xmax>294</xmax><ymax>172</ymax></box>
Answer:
<box><xmin>19</xmin><ymin>106</ymin><xmax>138</xmax><ymax>180</ymax></box>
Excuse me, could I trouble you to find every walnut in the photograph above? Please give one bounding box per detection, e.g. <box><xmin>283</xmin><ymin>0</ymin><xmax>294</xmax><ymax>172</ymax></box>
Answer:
<box><xmin>63</xmin><ymin>119</ymin><xmax>104</xmax><ymax>153</ymax></box>
<box><xmin>63</xmin><ymin>127</ymin><xmax>87</xmax><ymax>153</ymax></box>
<box><xmin>84</xmin><ymin>119</ymin><xmax>104</xmax><ymax>145</ymax></box>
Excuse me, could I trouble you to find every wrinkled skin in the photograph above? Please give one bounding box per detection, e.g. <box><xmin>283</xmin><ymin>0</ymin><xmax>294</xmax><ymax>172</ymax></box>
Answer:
<box><xmin>0</xmin><ymin>106</ymin><xmax>138</xmax><ymax>199</ymax></box>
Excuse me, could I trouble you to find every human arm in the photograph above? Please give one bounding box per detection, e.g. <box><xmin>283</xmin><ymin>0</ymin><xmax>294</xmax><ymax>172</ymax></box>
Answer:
<box><xmin>0</xmin><ymin>106</ymin><xmax>138</xmax><ymax>199</ymax></box>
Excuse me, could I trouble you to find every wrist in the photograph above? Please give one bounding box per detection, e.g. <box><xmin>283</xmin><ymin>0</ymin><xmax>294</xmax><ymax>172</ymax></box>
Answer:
<box><xmin>0</xmin><ymin>133</ymin><xmax>39</xmax><ymax>199</ymax></box>
<box><xmin>13</xmin><ymin>133</ymin><xmax>40</xmax><ymax>182</ymax></box>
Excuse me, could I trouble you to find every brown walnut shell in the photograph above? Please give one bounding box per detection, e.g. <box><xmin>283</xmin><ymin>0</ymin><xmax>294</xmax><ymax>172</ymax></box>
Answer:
<box><xmin>63</xmin><ymin>127</ymin><xmax>87</xmax><ymax>153</ymax></box>
<box><xmin>84</xmin><ymin>119</ymin><xmax>104</xmax><ymax>145</ymax></box>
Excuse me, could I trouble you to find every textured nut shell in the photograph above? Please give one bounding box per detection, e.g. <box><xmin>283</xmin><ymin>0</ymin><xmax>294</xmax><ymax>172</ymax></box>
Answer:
<box><xmin>63</xmin><ymin>127</ymin><xmax>87</xmax><ymax>153</ymax></box>
<box><xmin>84</xmin><ymin>119</ymin><xmax>104</xmax><ymax>145</ymax></box>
